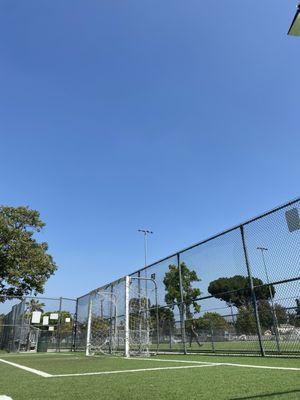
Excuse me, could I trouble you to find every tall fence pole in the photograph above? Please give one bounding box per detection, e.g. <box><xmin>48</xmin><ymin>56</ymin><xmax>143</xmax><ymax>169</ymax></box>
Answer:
<box><xmin>72</xmin><ymin>298</ymin><xmax>79</xmax><ymax>352</ymax></box>
<box><xmin>125</xmin><ymin>275</ymin><xmax>130</xmax><ymax>358</ymax></box>
<box><xmin>178</xmin><ymin>253</ymin><xmax>187</xmax><ymax>354</ymax></box>
<box><xmin>240</xmin><ymin>225</ymin><xmax>265</xmax><ymax>357</ymax></box>
<box><xmin>57</xmin><ymin>296</ymin><xmax>63</xmax><ymax>353</ymax></box>
<box><xmin>85</xmin><ymin>293</ymin><xmax>93</xmax><ymax>356</ymax></box>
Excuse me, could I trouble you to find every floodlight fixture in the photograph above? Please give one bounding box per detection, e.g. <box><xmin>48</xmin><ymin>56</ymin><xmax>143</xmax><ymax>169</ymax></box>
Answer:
<box><xmin>138</xmin><ymin>229</ymin><xmax>153</xmax><ymax>268</ymax></box>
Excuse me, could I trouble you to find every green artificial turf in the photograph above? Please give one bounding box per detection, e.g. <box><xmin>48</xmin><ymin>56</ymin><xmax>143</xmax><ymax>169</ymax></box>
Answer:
<box><xmin>0</xmin><ymin>352</ymin><xmax>299</xmax><ymax>400</ymax></box>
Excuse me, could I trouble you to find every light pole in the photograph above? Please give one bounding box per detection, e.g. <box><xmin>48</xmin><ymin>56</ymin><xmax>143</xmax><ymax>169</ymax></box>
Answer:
<box><xmin>288</xmin><ymin>3</ymin><xmax>300</xmax><ymax>36</ymax></box>
<box><xmin>138</xmin><ymin>229</ymin><xmax>153</xmax><ymax>350</ymax></box>
<box><xmin>138</xmin><ymin>229</ymin><xmax>153</xmax><ymax>269</ymax></box>
<box><xmin>257</xmin><ymin>247</ymin><xmax>281</xmax><ymax>353</ymax></box>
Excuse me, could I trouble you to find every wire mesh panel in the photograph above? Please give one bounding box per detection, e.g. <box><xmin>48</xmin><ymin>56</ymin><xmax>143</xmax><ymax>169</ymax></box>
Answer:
<box><xmin>77</xmin><ymin>197</ymin><xmax>300</xmax><ymax>357</ymax></box>
<box><xmin>85</xmin><ymin>276</ymin><xmax>159</xmax><ymax>357</ymax></box>
<box><xmin>128</xmin><ymin>276</ymin><xmax>158</xmax><ymax>356</ymax></box>
<box><xmin>0</xmin><ymin>296</ymin><xmax>76</xmax><ymax>353</ymax></box>
<box><xmin>86</xmin><ymin>290</ymin><xmax>118</xmax><ymax>356</ymax></box>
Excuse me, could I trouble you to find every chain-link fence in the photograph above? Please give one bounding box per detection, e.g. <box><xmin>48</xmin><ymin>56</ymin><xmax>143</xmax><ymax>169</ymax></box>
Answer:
<box><xmin>76</xmin><ymin>197</ymin><xmax>300</xmax><ymax>356</ymax></box>
<box><xmin>0</xmin><ymin>296</ymin><xmax>77</xmax><ymax>353</ymax></box>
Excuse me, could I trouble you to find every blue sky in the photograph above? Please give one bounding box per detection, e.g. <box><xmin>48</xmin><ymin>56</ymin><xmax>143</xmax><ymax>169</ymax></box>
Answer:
<box><xmin>0</xmin><ymin>0</ymin><xmax>299</xmax><ymax>300</ymax></box>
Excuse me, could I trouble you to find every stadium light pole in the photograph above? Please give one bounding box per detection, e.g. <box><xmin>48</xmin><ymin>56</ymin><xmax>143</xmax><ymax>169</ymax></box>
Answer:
<box><xmin>288</xmin><ymin>3</ymin><xmax>300</xmax><ymax>36</ymax></box>
<box><xmin>138</xmin><ymin>229</ymin><xmax>153</xmax><ymax>269</ymax></box>
<box><xmin>257</xmin><ymin>247</ymin><xmax>281</xmax><ymax>353</ymax></box>
<box><xmin>138</xmin><ymin>229</ymin><xmax>153</xmax><ymax>351</ymax></box>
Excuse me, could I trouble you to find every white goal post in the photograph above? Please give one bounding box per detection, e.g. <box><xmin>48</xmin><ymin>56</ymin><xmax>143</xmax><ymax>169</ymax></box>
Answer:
<box><xmin>85</xmin><ymin>275</ymin><xmax>159</xmax><ymax>357</ymax></box>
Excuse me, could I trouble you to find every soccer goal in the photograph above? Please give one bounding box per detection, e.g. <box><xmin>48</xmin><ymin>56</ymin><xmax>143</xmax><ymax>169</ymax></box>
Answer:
<box><xmin>85</xmin><ymin>276</ymin><xmax>159</xmax><ymax>357</ymax></box>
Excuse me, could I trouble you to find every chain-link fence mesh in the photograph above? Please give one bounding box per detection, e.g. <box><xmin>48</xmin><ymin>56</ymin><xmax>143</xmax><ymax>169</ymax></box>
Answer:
<box><xmin>0</xmin><ymin>296</ymin><xmax>76</xmax><ymax>353</ymax></box>
<box><xmin>75</xmin><ymin>198</ymin><xmax>300</xmax><ymax>357</ymax></box>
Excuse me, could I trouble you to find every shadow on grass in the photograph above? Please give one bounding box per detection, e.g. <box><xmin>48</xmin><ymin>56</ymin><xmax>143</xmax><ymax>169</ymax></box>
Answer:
<box><xmin>230</xmin><ymin>389</ymin><xmax>300</xmax><ymax>399</ymax></box>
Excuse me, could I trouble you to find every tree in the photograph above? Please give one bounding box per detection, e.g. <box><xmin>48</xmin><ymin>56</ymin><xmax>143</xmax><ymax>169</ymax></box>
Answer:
<box><xmin>289</xmin><ymin>299</ymin><xmax>300</xmax><ymax>327</ymax></box>
<box><xmin>197</xmin><ymin>312</ymin><xmax>229</xmax><ymax>332</ymax></box>
<box><xmin>235</xmin><ymin>307</ymin><xmax>257</xmax><ymax>335</ymax></box>
<box><xmin>150</xmin><ymin>306</ymin><xmax>175</xmax><ymax>336</ymax></box>
<box><xmin>163</xmin><ymin>262</ymin><xmax>201</xmax><ymax>319</ymax></box>
<box><xmin>41</xmin><ymin>310</ymin><xmax>73</xmax><ymax>333</ymax></box>
<box><xmin>23</xmin><ymin>299</ymin><xmax>45</xmax><ymax>324</ymax></box>
<box><xmin>129</xmin><ymin>297</ymin><xmax>149</xmax><ymax>313</ymax></box>
<box><xmin>258</xmin><ymin>301</ymin><xmax>287</xmax><ymax>331</ymax></box>
<box><xmin>26</xmin><ymin>299</ymin><xmax>45</xmax><ymax>313</ymax></box>
<box><xmin>128</xmin><ymin>297</ymin><xmax>150</xmax><ymax>332</ymax></box>
<box><xmin>0</xmin><ymin>206</ymin><xmax>57</xmax><ymax>300</ymax></box>
<box><xmin>164</xmin><ymin>262</ymin><xmax>201</xmax><ymax>346</ymax></box>
<box><xmin>235</xmin><ymin>302</ymin><xmax>287</xmax><ymax>335</ymax></box>
<box><xmin>208</xmin><ymin>275</ymin><xmax>274</xmax><ymax>308</ymax></box>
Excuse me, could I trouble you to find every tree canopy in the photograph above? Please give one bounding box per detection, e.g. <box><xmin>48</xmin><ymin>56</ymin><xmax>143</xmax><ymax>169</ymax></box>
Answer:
<box><xmin>163</xmin><ymin>262</ymin><xmax>201</xmax><ymax>319</ymax></box>
<box><xmin>0</xmin><ymin>206</ymin><xmax>57</xmax><ymax>300</ymax></box>
<box><xmin>207</xmin><ymin>275</ymin><xmax>275</xmax><ymax>308</ymax></box>
<box><xmin>196</xmin><ymin>312</ymin><xmax>230</xmax><ymax>331</ymax></box>
<box><xmin>235</xmin><ymin>301</ymin><xmax>287</xmax><ymax>335</ymax></box>
<box><xmin>150</xmin><ymin>306</ymin><xmax>175</xmax><ymax>335</ymax></box>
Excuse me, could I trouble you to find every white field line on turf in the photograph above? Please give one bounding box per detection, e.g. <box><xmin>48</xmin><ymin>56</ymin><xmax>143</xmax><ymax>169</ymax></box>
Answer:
<box><xmin>129</xmin><ymin>357</ymin><xmax>300</xmax><ymax>372</ymax></box>
<box><xmin>12</xmin><ymin>357</ymin><xmax>81</xmax><ymax>362</ymax></box>
<box><xmin>221</xmin><ymin>362</ymin><xmax>300</xmax><ymax>371</ymax></box>
<box><xmin>49</xmin><ymin>364</ymin><xmax>217</xmax><ymax>378</ymax></box>
<box><xmin>125</xmin><ymin>357</ymin><xmax>217</xmax><ymax>365</ymax></box>
<box><xmin>0</xmin><ymin>353</ymin><xmax>76</xmax><ymax>359</ymax></box>
<box><xmin>0</xmin><ymin>358</ymin><xmax>52</xmax><ymax>377</ymax></box>
<box><xmin>0</xmin><ymin>356</ymin><xmax>80</xmax><ymax>362</ymax></box>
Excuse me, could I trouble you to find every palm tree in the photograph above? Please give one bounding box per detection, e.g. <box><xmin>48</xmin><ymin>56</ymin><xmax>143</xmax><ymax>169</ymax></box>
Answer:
<box><xmin>26</xmin><ymin>299</ymin><xmax>45</xmax><ymax>313</ymax></box>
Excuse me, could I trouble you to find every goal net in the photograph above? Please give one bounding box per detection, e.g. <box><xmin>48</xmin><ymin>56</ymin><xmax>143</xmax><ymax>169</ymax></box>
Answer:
<box><xmin>86</xmin><ymin>276</ymin><xmax>158</xmax><ymax>357</ymax></box>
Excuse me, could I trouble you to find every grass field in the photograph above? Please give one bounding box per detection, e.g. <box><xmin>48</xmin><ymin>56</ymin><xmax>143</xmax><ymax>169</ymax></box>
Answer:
<box><xmin>0</xmin><ymin>352</ymin><xmax>300</xmax><ymax>400</ymax></box>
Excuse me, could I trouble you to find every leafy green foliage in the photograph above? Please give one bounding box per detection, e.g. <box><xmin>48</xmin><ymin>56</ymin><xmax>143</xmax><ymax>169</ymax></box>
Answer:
<box><xmin>236</xmin><ymin>301</ymin><xmax>288</xmax><ymax>335</ymax></box>
<box><xmin>0</xmin><ymin>206</ymin><xmax>57</xmax><ymax>299</ymax></box>
<box><xmin>208</xmin><ymin>275</ymin><xmax>274</xmax><ymax>308</ymax></box>
<box><xmin>26</xmin><ymin>299</ymin><xmax>45</xmax><ymax>312</ymax></box>
<box><xmin>235</xmin><ymin>307</ymin><xmax>257</xmax><ymax>335</ymax></box>
<box><xmin>163</xmin><ymin>262</ymin><xmax>201</xmax><ymax>319</ymax></box>
<box><xmin>196</xmin><ymin>312</ymin><xmax>230</xmax><ymax>331</ymax></box>
<box><xmin>258</xmin><ymin>301</ymin><xmax>287</xmax><ymax>330</ymax></box>
<box><xmin>0</xmin><ymin>313</ymin><xmax>4</xmax><ymax>327</ymax></box>
<box><xmin>150</xmin><ymin>306</ymin><xmax>175</xmax><ymax>335</ymax></box>
<box><xmin>289</xmin><ymin>298</ymin><xmax>300</xmax><ymax>327</ymax></box>
<box><xmin>129</xmin><ymin>297</ymin><xmax>149</xmax><ymax>312</ymax></box>
<box><xmin>41</xmin><ymin>310</ymin><xmax>73</xmax><ymax>333</ymax></box>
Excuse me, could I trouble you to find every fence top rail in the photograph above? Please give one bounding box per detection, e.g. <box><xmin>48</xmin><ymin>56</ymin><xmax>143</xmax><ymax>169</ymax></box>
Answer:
<box><xmin>0</xmin><ymin>295</ymin><xmax>76</xmax><ymax>302</ymax></box>
<box><xmin>77</xmin><ymin>196</ymin><xmax>300</xmax><ymax>300</ymax></box>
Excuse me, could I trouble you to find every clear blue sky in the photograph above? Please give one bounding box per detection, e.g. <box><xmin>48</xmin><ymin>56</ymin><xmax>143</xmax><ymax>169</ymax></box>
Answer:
<box><xmin>0</xmin><ymin>0</ymin><xmax>299</xmax><ymax>300</ymax></box>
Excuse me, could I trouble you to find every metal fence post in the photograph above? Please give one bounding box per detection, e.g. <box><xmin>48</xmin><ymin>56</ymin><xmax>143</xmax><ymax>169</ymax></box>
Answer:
<box><xmin>72</xmin><ymin>299</ymin><xmax>79</xmax><ymax>352</ymax></box>
<box><xmin>85</xmin><ymin>293</ymin><xmax>93</xmax><ymax>356</ymax></box>
<box><xmin>240</xmin><ymin>225</ymin><xmax>265</xmax><ymax>357</ymax></box>
<box><xmin>178</xmin><ymin>253</ymin><xmax>187</xmax><ymax>354</ymax></box>
<box><xmin>209</xmin><ymin>320</ymin><xmax>215</xmax><ymax>353</ymax></box>
<box><xmin>109</xmin><ymin>285</ymin><xmax>114</xmax><ymax>354</ymax></box>
<box><xmin>56</xmin><ymin>297</ymin><xmax>63</xmax><ymax>353</ymax></box>
<box><xmin>125</xmin><ymin>276</ymin><xmax>130</xmax><ymax>358</ymax></box>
